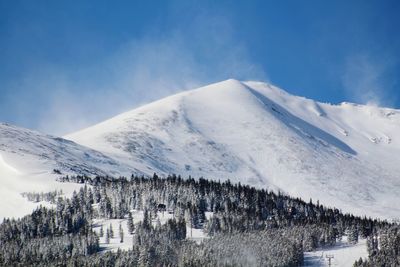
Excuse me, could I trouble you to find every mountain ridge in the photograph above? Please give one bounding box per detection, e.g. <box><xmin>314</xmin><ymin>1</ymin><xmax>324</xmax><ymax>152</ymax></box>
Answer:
<box><xmin>65</xmin><ymin>79</ymin><xmax>400</xmax><ymax>219</ymax></box>
<box><xmin>1</xmin><ymin>79</ymin><xmax>399</xmax><ymax>219</ymax></box>
<box><xmin>0</xmin><ymin>122</ymin><xmax>141</xmax><ymax>219</ymax></box>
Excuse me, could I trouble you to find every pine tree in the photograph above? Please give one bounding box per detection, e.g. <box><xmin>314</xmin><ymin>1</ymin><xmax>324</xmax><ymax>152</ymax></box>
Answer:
<box><xmin>128</xmin><ymin>212</ymin><xmax>135</xmax><ymax>234</ymax></box>
<box><xmin>110</xmin><ymin>223</ymin><xmax>114</xmax><ymax>238</ymax></box>
<box><xmin>138</xmin><ymin>245</ymin><xmax>149</xmax><ymax>267</ymax></box>
<box><xmin>99</xmin><ymin>225</ymin><xmax>104</xmax><ymax>237</ymax></box>
<box><xmin>105</xmin><ymin>228</ymin><xmax>110</xmax><ymax>244</ymax></box>
<box><xmin>143</xmin><ymin>210</ymin><xmax>151</xmax><ymax>230</ymax></box>
<box><xmin>347</xmin><ymin>226</ymin><xmax>359</xmax><ymax>244</ymax></box>
<box><xmin>119</xmin><ymin>223</ymin><xmax>124</xmax><ymax>243</ymax></box>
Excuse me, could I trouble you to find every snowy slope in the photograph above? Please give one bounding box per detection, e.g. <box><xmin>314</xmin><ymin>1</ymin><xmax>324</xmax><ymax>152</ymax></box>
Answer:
<box><xmin>0</xmin><ymin>123</ymin><xmax>139</xmax><ymax>176</ymax></box>
<box><xmin>66</xmin><ymin>79</ymin><xmax>400</xmax><ymax>220</ymax></box>
<box><xmin>0</xmin><ymin>123</ymin><xmax>139</xmax><ymax>220</ymax></box>
<box><xmin>304</xmin><ymin>236</ymin><xmax>368</xmax><ymax>267</ymax></box>
<box><xmin>93</xmin><ymin>210</ymin><xmax>211</xmax><ymax>252</ymax></box>
<box><xmin>0</xmin><ymin>152</ymin><xmax>42</xmax><ymax>219</ymax></box>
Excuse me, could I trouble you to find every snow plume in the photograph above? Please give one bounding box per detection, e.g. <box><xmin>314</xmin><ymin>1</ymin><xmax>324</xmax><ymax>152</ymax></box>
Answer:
<box><xmin>341</xmin><ymin>54</ymin><xmax>393</xmax><ymax>107</ymax></box>
<box><xmin>6</xmin><ymin>13</ymin><xmax>266</xmax><ymax>136</ymax></box>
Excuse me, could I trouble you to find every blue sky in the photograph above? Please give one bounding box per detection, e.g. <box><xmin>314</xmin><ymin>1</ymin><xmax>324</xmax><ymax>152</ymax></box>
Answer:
<box><xmin>1</xmin><ymin>0</ymin><xmax>399</xmax><ymax>135</ymax></box>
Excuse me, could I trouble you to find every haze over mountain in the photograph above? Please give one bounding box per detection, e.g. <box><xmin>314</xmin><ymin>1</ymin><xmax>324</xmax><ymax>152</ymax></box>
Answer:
<box><xmin>1</xmin><ymin>79</ymin><xmax>399</xmax><ymax>220</ymax></box>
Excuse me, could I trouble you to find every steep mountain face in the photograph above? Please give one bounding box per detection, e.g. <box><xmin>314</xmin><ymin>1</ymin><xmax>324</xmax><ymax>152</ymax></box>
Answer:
<box><xmin>0</xmin><ymin>123</ymin><xmax>138</xmax><ymax>219</ymax></box>
<box><xmin>65</xmin><ymin>79</ymin><xmax>400</xmax><ymax>219</ymax></box>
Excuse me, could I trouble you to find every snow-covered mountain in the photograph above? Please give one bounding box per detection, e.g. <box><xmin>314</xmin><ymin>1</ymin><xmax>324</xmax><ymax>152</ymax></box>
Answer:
<box><xmin>0</xmin><ymin>122</ymin><xmax>139</xmax><ymax>176</ymax></box>
<box><xmin>0</xmin><ymin>123</ymin><xmax>138</xmax><ymax>219</ymax></box>
<box><xmin>65</xmin><ymin>79</ymin><xmax>400</xmax><ymax>219</ymax></box>
<box><xmin>1</xmin><ymin>79</ymin><xmax>399</xmax><ymax>220</ymax></box>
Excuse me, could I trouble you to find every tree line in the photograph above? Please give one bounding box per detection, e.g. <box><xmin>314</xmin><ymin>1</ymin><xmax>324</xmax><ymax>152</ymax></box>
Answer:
<box><xmin>0</xmin><ymin>173</ymin><xmax>397</xmax><ymax>266</ymax></box>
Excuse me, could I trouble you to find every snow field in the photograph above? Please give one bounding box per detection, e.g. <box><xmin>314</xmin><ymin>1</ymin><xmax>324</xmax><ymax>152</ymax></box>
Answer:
<box><xmin>0</xmin><ymin>152</ymin><xmax>82</xmax><ymax>220</ymax></box>
<box><xmin>92</xmin><ymin>210</ymin><xmax>212</xmax><ymax>252</ymax></box>
<box><xmin>303</xmin><ymin>236</ymin><xmax>368</xmax><ymax>267</ymax></box>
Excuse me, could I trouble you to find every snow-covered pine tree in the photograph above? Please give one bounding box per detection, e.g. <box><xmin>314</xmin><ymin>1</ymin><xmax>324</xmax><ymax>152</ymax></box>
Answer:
<box><xmin>99</xmin><ymin>225</ymin><xmax>104</xmax><ymax>237</ymax></box>
<box><xmin>105</xmin><ymin>228</ymin><xmax>110</xmax><ymax>244</ymax></box>
<box><xmin>127</xmin><ymin>211</ymin><xmax>135</xmax><ymax>234</ymax></box>
<box><xmin>109</xmin><ymin>223</ymin><xmax>114</xmax><ymax>238</ymax></box>
<box><xmin>119</xmin><ymin>223</ymin><xmax>124</xmax><ymax>243</ymax></box>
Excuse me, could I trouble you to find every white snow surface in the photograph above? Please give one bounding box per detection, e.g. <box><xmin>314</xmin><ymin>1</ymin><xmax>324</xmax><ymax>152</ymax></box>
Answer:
<box><xmin>0</xmin><ymin>151</ymin><xmax>79</xmax><ymax>220</ymax></box>
<box><xmin>303</xmin><ymin>236</ymin><xmax>368</xmax><ymax>266</ymax></box>
<box><xmin>0</xmin><ymin>123</ymin><xmax>138</xmax><ymax>220</ymax></box>
<box><xmin>93</xmin><ymin>210</ymin><xmax>210</xmax><ymax>252</ymax></box>
<box><xmin>65</xmin><ymin>79</ymin><xmax>400</xmax><ymax>220</ymax></box>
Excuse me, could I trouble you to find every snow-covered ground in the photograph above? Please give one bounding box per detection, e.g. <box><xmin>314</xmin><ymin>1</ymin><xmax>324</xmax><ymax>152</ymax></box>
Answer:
<box><xmin>0</xmin><ymin>152</ymin><xmax>82</xmax><ymax>220</ymax></box>
<box><xmin>303</xmin><ymin>236</ymin><xmax>368</xmax><ymax>267</ymax></box>
<box><xmin>92</xmin><ymin>210</ymin><xmax>211</xmax><ymax>252</ymax></box>
<box><xmin>0</xmin><ymin>122</ymin><xmax>140</xmax><ymax>220</ymax></box>
<box><xmin>0</xmin><ymin>153</ymin><xmax>41</xmax><ymax>220</ymax></box>
<box><xmin>93</xmin><ymin>218</ymin><xmax>134</xmax><ymax>252</ymax></box>
<box><xmin>66</xmin><ymin>79</ymin><xmax>400</xmax><ymax>220</ymax></box>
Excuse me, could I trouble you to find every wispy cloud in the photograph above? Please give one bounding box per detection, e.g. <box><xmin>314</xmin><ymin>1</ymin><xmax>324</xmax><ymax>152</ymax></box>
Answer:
<box><xmin>7</xmin><ymin>12</ymin><xmax>266</xmax><ymax>136</ymax></box>
<box><xmin>341</xmin><ymin>54</ymin><xmax>394</xmax><ymax>107</ymax></box>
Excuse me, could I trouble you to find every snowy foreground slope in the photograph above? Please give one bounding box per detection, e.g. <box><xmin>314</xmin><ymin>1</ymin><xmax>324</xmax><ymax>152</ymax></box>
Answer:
<box><xmin>303</xmin><ymin>236</ymin><xmax>368</xmax><ymax>266</ymax></box>
<box><xmin>66</xmin><ymin>79</ymin><xmax>400</xmax><ymax>220</ymax></box>
<box><xmin>0</xmin><ymin>123</ymin><xmax>138</xmax><ymax>219</ymax></box>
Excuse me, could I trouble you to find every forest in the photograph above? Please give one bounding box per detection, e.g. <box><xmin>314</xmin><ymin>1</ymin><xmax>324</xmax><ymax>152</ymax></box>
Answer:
<box><xmin>0</xmin><ymin>173</ymin><xmax>399</xmax><ymax>266</ymax></box>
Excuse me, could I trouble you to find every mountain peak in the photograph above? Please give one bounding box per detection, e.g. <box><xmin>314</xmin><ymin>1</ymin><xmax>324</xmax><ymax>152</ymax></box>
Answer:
<box><xmin>2</xmin><ymin>79</ymin><xmax>400</xmax><ymax>219</ymax></box>
<box><xmin>64</xmin><ymin>80</ymin><xmax>400</xmax><ymax>219</ymax></box>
